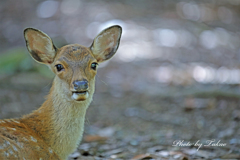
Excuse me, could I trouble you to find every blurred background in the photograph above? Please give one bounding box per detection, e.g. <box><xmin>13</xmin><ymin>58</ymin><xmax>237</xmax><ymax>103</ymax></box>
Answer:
<box><xmin>0</xmin><ymin>0</ymin><xmax>240</xmax><ymax>159</ymax></box>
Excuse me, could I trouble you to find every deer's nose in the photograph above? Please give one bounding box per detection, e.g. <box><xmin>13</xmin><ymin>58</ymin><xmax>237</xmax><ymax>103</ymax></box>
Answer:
<box><xmin>73</xmin><ymin>80</ymin><xmax>88</xmax><ymax>91</ymax></box>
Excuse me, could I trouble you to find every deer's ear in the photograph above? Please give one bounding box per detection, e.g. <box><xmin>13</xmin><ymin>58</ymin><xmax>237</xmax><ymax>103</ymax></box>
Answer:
<box><xmin>24</xmin><ymin>28</ymin><xmax>57</xmax><ymax>64</ymax></box>
<box><xmin>90</xmin><ymin>25</ymin><xmax>122</xmax><ymax>63</ymax></box>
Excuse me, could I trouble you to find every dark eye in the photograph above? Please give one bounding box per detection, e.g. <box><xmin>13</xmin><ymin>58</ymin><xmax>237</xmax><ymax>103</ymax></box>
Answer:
<box><xmin>91</xmin><ymin>62</ymin><xmax>98</xmax><ymax>70</ymax></box>
<box><xmin>55</xmin><ymin>64</ymin><xmax>64</xmax><ymax>72</ymax></box>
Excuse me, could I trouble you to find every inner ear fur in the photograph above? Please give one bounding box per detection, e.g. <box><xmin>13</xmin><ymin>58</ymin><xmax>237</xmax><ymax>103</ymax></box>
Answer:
<box><xmin>90</xmin><ymin>25</ymin><xmax>122</xmax><ymax>63</ymax></box>
<box><xmin>24</xmin><ymin>28</ymin><xmax>57</xmax><ymax>64</ymax></box>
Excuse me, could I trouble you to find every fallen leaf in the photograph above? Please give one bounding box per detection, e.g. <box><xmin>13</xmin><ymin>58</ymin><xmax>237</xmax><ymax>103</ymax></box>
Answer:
<box><xmin>131</xmin><ymin>153</ymin><xmax>154</xmax><ymax>160</ymax></box>
<box><xmin>220</xmin><ymin>153</ymin><xmax>240</xmax><ymax>159</ymax></box>
<box><xmin>83</xmin><ymin>135</ymin><xmax>108</xmax><ymax>142</ymax></box>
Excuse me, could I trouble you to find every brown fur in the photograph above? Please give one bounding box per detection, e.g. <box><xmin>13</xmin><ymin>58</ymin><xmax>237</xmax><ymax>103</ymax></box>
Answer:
<box><xmin>0</xmin><ymin>25</ymin><xmax>122</xmax><ymax>160</ymax></box>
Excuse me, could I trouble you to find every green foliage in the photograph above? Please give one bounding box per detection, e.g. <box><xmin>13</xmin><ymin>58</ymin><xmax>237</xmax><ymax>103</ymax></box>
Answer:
<box><xmin>0</xmin><ymin>48</ymin><xmax>28</xmax><ymax>74</ymax></box>
<box><xmin>0</xmin><ymin>48</ymin><xmax>53</xmax><ymax>78</ymax></box>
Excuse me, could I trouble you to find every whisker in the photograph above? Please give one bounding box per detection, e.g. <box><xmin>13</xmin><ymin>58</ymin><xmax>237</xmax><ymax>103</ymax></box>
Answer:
<box><xmin>96</xmin><ymin>74</ymin><xmax>108</xmax><ymax>86</ymax></box>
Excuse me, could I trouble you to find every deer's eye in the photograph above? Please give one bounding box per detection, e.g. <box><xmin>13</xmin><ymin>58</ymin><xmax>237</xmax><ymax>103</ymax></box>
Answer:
<box><xmin>55</xmin><ymin>64</ymin><xmax>64</xmax><ymax>72</ymax></box>
<box><xmin>91</xmin><ymin>62</ymin><xmax>98</xmax><ymax>70</ymax></box>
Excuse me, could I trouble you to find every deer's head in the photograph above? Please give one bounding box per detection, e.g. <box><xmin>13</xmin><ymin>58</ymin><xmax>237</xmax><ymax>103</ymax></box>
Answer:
<box><xmin>24</xmin><ymin>25</ymin><xmax>122</xmax><ymax>102</ymax></box>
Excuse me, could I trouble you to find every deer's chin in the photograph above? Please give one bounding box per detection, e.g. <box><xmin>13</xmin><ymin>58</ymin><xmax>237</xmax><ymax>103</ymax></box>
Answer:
<box><xmin>71</xmin><ymin>91</ymin><xmax>89</xmax><ymax>101</ymax></box>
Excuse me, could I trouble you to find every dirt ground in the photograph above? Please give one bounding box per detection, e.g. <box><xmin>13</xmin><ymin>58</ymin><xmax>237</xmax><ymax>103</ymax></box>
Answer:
<box><xmin>0</xmin><ymin>0</ymin><xmax>240</xmax><ymax>159</ymax></box>
<box><xmin>1</xmin><ymin>62</ymin><xmax>240</xmax><ymax>159</ymax></box>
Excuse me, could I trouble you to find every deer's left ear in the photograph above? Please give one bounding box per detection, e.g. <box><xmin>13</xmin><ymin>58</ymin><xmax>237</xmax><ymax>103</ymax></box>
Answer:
<box><xmin>90</xmin><ymin>25</ymin><xmax>122</xmax><ymax>63</ymax></box>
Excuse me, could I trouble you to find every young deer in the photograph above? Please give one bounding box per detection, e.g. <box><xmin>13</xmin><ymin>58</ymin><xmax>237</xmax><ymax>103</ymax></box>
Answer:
<box><xmin>0</xmin><ymin>25</ymin><xmax>122</xmax><ymax>159</ymax></box>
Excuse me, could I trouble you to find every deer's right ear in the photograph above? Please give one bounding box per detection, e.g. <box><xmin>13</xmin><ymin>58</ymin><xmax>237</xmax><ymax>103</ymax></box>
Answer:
<box><xmin>24</xmin><ymin>28</ymin><xmax>57</xmax><ymax>64</ymax></box>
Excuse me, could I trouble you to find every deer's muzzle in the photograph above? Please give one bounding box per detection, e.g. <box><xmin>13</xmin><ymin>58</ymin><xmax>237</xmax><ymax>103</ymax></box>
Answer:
<box><xmin>72</xmin><ymin>80</ymin><xmax>89</xmax><ymax>101</ymax></box>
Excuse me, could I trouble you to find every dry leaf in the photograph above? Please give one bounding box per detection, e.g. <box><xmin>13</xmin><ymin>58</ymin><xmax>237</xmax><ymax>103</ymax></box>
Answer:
<box><xmin>131</xmin><ymin>153</ymin><xmax>154</xmax><ymax>160</ymax></box>
<box><xmin>83</xmin><ymin>135</ymin><xmax>108</xmax><ymax>142</ymax></box>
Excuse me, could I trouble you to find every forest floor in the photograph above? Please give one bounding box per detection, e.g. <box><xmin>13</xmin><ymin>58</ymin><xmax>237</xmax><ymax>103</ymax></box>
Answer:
<box><xmin>0</xmin><ymin>61</ymin><xmax>240</xmax><ymax>160</ymax></box>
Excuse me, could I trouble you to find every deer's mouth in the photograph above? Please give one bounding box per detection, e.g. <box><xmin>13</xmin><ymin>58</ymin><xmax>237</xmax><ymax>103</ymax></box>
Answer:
<box><xmin>72</xmin><ymin>91</ymin><xmax>89</xmax><ymax>101</ymax></box>
<box><xmin>73</xmin><ymin>91</ymin><xmax>87</xmax><ymax>95</ymax></box>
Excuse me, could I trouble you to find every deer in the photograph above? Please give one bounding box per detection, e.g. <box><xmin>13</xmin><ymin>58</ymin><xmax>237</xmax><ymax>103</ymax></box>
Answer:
<box><xmin>0</xmin><ymin>25</ymin><xmax>122</xmax><ymax>160</ymax></box>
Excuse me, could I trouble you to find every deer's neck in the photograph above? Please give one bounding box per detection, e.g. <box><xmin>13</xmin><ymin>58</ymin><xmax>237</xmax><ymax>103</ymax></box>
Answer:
<box><xmin>21</xmin><ymin>78</ymin><xmax>93</xmax><ymax>159</ymax></box>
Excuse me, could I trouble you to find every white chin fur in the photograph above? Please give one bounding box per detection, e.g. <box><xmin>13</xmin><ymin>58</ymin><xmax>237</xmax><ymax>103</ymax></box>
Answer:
<box><xmin>72</xmin><ymin>92</ymin><xmax>89</xmax><ymax>100</ymax></box>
